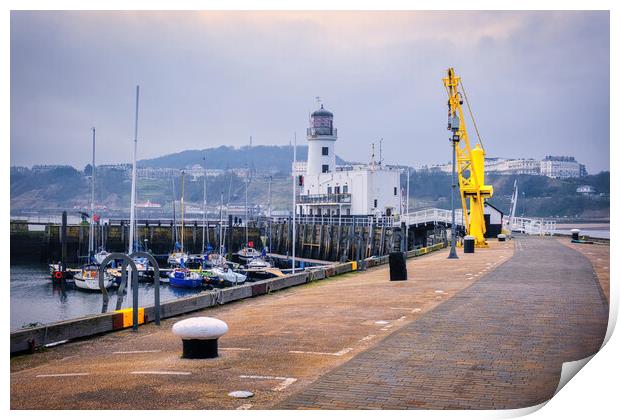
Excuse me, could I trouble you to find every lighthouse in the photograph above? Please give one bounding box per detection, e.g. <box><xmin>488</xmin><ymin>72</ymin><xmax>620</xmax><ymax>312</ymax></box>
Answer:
<box><xmin>299</xmin><ymin>102</ymin><xmax>402</xmax><ymax>219</ymax></box>
<box><xmin>306</xmin><ymin>104</ymin><xmax>337</xmax><ymax>176</ymax></box>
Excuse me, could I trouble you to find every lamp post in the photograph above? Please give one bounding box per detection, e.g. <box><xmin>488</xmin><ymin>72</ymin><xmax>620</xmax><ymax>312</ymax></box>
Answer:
<box><xmin>448</xmin><ymin>109</ymin><xmax>460</xmax><ymax>259</ymax></box>
<box><xmin>448</xmin><ymin>134</ymin><xmax>459</xmax><ymax>259</ymax></box>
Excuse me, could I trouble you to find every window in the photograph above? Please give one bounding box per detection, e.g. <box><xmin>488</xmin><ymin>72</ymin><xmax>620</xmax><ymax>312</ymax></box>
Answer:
<box><xmin>322</xmin><ymin>147</ymin><xmax>329</xmax><ymax>156</ymax></box>
<box><xmin>346</xmin><ymin>208</ymin><xmax>351</xmax><ymax>216</ymax></box>
<box><xmin>394</xmin><ymin>187</ymin><xmax>398</xmax><ymax>196</ymax></box>
<box><xmin>374</xmin><ymin>199</ymin><xmax>378</xmax><ymax>208</ymax></box>
<box><xmin>322</xmin><ymin>164</ymin><xmax>329</xmax><ymax>173</ymax></box>
<box><xmin>327</xmin><ymin>186</ymin><xmax>332</xmax><ymax>195</ymax></box>
<box><xmin>335</xmin><ymin>186</ymin><xmax>340</xmax><ymax>194</ymax></box>
<box><xmin>343</xmin><ymin>185</ymin><xmax>348</xmax><ymax>193</ymax></box>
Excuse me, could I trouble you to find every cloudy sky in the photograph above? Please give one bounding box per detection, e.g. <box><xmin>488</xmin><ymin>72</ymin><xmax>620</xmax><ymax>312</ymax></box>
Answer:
<box><xmin>10</xmin><ymin>11</ymin><xmax>609</xmax><ymax>173</ymax></box>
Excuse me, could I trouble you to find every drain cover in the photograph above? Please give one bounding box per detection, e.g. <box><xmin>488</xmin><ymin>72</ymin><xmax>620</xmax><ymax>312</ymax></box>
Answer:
<box><xmin>229</xmin><ymin>390</ymin><xmax>254</xmax><ymax>399</ymax></box>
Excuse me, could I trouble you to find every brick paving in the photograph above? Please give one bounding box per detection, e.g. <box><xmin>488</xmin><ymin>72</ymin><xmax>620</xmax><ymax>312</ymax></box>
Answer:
<box><xmin>278</xmin><ymin>236</ymin><xmax>609</xmax><ymax>409</ymax></box>
<box><xmin>11</xmin><ymin>240</ymin><xmax>512</xmax><ymax>409</ymax></box>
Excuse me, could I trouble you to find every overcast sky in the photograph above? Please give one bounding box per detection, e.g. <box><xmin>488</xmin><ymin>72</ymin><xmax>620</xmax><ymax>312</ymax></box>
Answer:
<box><xmin>10</xmin><ymin>11</ymin><xmax>610</xmax><ymax>173</ymax></box>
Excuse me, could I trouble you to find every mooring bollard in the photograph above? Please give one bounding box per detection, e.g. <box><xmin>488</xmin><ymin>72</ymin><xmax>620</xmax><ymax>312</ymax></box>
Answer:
<box><xmin>388</xmin><ymin>252</ymin><xmax>407</xmax><ymax>281</ymax></box>
<box><xmin>571</xmin><ymin>229</ymin><xmax>580</xmax><ymax>241</ymax></box>
<box><xmin>463</xmin><ymin>235</ymin><xmax>475</xmax><ymax>253</ymax></box>
<box><xmin>497</xmin><ymin>233</ymin><xmax>506</xmax><ymax>242</ymax></box>
<box><xmin>172</xmin><ymin>317</ymin><xmax>228</xmax><ymax>359</ymax></box>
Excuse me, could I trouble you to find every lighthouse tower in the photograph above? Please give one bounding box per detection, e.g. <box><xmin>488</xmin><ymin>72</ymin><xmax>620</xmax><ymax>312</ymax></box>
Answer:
<box><xmin>306</xmin><ymin>104</ymin><xmax>337</xmax><ymax>176</ymax></box>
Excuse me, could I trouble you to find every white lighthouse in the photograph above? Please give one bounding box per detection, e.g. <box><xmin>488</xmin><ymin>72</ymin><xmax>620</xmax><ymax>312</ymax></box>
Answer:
<box><xmin>306</xmin><ymin>104</ymin><xmax>337</xmax><ymax>176</ymax></box>
<box><xmin>298</xmin><ymin>103</ymin><xmax>403</xmax><ymax>219</ymax></box>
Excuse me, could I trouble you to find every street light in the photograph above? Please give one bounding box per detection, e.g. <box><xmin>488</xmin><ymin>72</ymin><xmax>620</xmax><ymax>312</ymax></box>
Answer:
<box><xmin>448</xmin><ymin>131</ymin><xmax>459</xmax><ymax>259</ymax></box>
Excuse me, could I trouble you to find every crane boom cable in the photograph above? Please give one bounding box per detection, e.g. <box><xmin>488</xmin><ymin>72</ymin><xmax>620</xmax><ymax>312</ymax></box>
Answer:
<box><xmin>459</xmin><ymin>80</ymin><xmax>484</xmax><ymax>150</ymax></box>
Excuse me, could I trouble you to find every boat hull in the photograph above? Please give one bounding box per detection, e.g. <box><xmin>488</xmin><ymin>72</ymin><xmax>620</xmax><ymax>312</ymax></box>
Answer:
<box><xmin>211</xmin><ymin>267</ymin><xmax>247</xmax><ymax>285</ymax></box>
<box><xmin>73</xmin><ymin>274</ymin><xmax>115</xmax><ymax>291</ymax></box>
<box><xmin>168</xmin><ymin>270</ymin><xmax>203</xmax><ymax>288</ymax></box>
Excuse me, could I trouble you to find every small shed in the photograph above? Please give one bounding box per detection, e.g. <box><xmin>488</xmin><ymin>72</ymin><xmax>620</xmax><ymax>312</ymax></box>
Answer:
<box><xmin>484</xmin><ymin>202</ymin><xmax>504</xmax><ymax>238</ymax></box>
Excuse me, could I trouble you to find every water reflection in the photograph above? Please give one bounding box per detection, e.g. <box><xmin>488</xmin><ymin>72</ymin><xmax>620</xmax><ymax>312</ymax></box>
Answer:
<box><xmin>10</xmin><ymin>264</ymin><xmax>202</xmax><ymax>331</ymax></box>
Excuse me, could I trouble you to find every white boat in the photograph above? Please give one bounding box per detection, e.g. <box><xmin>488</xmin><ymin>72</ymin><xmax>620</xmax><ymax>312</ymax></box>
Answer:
<box><xmin>167</xmin><ymin>251</ymin><xmax>189</xmax><ymax>266</ymax></box>
<box><xmin>202</xmin><ymin>253</ymin><xmax>227</xmax><ymax>268</ymax></box>
<box><xmin>211</xmin><ymin>266</ymin><xmax>247</xmax><ymax>285</ymax></box>
<box><xmin>238</xmin><ymin>247</ymin><xmax>261</xmax><ymax>262</ymax></box>
<box><xmin>73</xmin><ymin>265</ymin><xmax>115</xmax><ymax>291</ymax></box>
<box><xmin>247</xmin><ymin>257</ymin><xmax>272</xmax><ymax>269</ymax></box>
<box><xmin>168</xmin><ymin>171</ymin><xmax>190</xmax><ymax>267</ymax></box>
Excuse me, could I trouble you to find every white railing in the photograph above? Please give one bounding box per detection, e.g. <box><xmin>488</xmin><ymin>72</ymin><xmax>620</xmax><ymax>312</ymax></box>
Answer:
<box><xmin>506</xmin><ymin>217</ymin><xmax>556</xmax><ymax>236</ymax></box>
<box><xmin>401</xmin><ymin>208</ymin><xmax>465</xmax><ymax>227</ymax></box>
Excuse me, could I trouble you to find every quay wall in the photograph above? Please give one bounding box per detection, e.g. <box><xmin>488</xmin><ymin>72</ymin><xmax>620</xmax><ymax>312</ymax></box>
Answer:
<box><xmin>10</xmin><ymin>242</ymin><xmax>446</xmax><ymax>354</ymax></box>
<box><xmin>11</xmin><ymin>220</ymin><xmax>447</xmax><ymax>264</ymax></box>
<box><xmin>10</xmin><ymin>223</ymin><xmax>263</xmax><ymax>264</ymax></box>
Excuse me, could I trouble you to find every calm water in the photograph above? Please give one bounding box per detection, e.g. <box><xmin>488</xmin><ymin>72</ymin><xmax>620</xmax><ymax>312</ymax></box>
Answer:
<box><xmin>555</xmin><ymin>224</ymin><xmax>610</xmax><ymax>239</ymax></box>
<box><xmin>10</xmin><ymin>264</ymin><xmax>203</xmax><ymax>331</ymax></box>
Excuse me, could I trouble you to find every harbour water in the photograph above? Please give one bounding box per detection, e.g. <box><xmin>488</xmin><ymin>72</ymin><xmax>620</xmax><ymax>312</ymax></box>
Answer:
<box><xmin>555</xmin><ymin>223</ymin><xmax>610</xmax><ymax>239</ymax></box>
<box><xmin>10</xmin><ymin>264</ymin><xmax>202</xmax><ymax>331</ymax></box>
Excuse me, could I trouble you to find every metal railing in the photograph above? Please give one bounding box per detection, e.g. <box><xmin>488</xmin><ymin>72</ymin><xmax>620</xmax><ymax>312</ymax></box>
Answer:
<box><xmin>298</xmin><ymin>193</ymin><xmax>352</xmax><ymax>204</ymax></box>
<box><xmin>271</xmin><ymin>214</ymin><xmax>397</xmax><ymax>227</ymax></box>
<box><xmin>506</xmin><ymin>217</ymin><xmax>556</xmax><ymax>236</ymax></box>
<box><xmin>401</xmin><ymin>208</ymin><xmax>465</xmax><ymax>227</ymax></box>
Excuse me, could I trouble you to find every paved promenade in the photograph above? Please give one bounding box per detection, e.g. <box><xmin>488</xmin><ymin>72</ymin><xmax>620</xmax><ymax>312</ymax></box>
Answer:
<box><xmin>279</xmin><ymin>236</ymin><xmax>608</xmax><ymax>409</ymax></box>
<box><xmin>11</xmin><ymin>237</ymin><xmax>608</xmax><ymax>410</ymax></box>
<box><xmin>12</xmin><ymin>240</ymin><xmax>512</xmax><ymax>409</ymax></box>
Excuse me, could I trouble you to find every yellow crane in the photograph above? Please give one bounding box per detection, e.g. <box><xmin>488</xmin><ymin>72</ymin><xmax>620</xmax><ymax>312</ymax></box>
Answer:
<box><xmin>442</xmin><ymin>67</ymin><xmax>493</xmax><ymax>247</ymax></box>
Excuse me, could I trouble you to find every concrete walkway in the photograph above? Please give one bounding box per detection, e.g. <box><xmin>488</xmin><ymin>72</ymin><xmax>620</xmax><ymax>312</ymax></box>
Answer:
<box><xmin>279</xmin><ymin>236</ymin><xmax>608</xmax><ymax>409</ymax></box>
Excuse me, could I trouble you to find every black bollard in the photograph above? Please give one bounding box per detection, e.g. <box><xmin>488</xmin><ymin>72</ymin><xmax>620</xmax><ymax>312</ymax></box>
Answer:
<box><xmin>389</xmin><ymin>252</ymin><xmax>407</xmax><ymax>281</ymax></box>
<box><xmin>463</xmin><ymin>236</ymin><xmax>475</xmax><ymax>253</ymax></box>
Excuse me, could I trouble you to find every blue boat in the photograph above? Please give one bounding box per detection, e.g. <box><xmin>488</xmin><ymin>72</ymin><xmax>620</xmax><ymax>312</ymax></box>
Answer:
<box><xmin>168</xmin><ymin>268</ymin><xmax>203</xmax><ymax>288</ymax></box>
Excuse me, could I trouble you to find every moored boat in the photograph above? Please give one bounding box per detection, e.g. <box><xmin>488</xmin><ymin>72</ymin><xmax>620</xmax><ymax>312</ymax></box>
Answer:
<box><xmin>237</xmin><ymin>247</ymin><xmax>261</xmax><ymax>262</ymax></box>
<box><xmin>168</xmin><ymin>268</ymin><xmax>204</xmax><ymax>288</ymax></box>
<box><xmin>211</xmin><ymin>265</ymin><xmax>247</xmax><ymax>286</ymax></box>
<box><xmin>73</xmin><ymin>264</ymin><xmax>115</xmax><ymax>291</ymax></box>
<box><xmin>247</xmin><ymin>257</ymin><xmax>272</xmax><ymax>269</ymax></box>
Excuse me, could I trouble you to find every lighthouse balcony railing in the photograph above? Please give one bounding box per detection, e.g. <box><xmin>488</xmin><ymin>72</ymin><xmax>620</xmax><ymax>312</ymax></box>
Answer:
<box><xmin>298</xmin><ymin>193</ymin><xmax>351</xmax><ymax>204</ymax></box>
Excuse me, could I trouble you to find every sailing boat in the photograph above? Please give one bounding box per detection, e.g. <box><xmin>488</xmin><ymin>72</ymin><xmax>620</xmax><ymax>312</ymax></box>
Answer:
<box><xmin>237</xmin><ymin>136</ymin><xmax>261</xmax><ymax>263</ymax></box>
<box><xmin>168</xmin><ymin>171</ymin><xmax>203</xmax><ymax>288</ymax></box>
<box><xmin>94</xmin><ymin>223</ymin><xmax>110</xmax><ymax>264</ymax></box>
<box><xmin>125</xmin><ymin>85</ymin><xmax>149</xmax><ymax>279</ymax></box>
<box><xmin>167</xmin><ymin>171</ymin><xmax>190</xmax><ymax>267</ymax></box>
<box><xmin>74</xmin><ymin>127</ymin><xmax>114</xmax><ymax>291</ymax></box>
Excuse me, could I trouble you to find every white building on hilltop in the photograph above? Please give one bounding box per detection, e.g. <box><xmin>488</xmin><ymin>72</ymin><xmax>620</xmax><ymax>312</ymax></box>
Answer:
<box><xmin>297</xmin><ymin>105</ymin><xmax>402</xmax><ymax>217</ymax></box>
<box><xmin>540</xmin><ymin>156</ymin><xmax>587</xmax><ymax>179</ymax></box>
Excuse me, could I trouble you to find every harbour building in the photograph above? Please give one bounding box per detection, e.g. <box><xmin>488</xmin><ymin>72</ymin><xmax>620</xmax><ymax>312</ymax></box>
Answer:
<box><xmin>297</xmin><ymin>104</ymin><xmax>402</xmax><ymax>218</ymax></box>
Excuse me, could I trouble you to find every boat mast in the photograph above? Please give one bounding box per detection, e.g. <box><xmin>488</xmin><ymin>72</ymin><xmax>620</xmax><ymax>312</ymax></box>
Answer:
<box><xmin>171</xmin><ymin>177</ymin><xmax>177</xmax><ymax>246</ymax></box>
<box><xmin>202</xmin><ymin>154</ymin><xmax>208</xmax><ymax>253</ymax></box>
<box><xmin>128</xmin><ymin>85</ymin><xmax>139</xmax><ymax>255</ymax></box>
<box><xmin>245</xmin><ymin>136</ymin><xmax>251</xmax><ymax>248</ymax></box>
<box><xmin>89</xmin><ymin>127</ymin><xmax>96</xmax><ymax>258</ymax></box>
<box><xmin>180</xmin><ymin>170</ymin><xmax>185</xmax><ymax>253</ymax></box>
<box><xmin>219</xmin><ymin>191</ymin><xmax>224</xmax><ymax>255</ymax></box>
<box><xmin>268</xmin><ymin>175</ymin><xmax>272</xmax><ymax>253</ymax></box>
<box><xmin>292</xmin><ymin>132</ymin><xmax>297</xmax><ymax>274</ymax></box>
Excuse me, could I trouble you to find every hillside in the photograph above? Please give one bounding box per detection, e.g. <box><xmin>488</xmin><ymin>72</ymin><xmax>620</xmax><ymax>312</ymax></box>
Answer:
<box><xmin>138</xmin><ymin>145</ymin><xmax>346</xmax><ymax>172</ymax></box>
<box><xmin>10</xmin><ymin>150</ymin><xmax>609</xmax><ymax>219</ymax></box>
<box><xmin>408</xmin><ymin>171</ymin><xmax>610</xmax><ymax>219</ymax></box>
